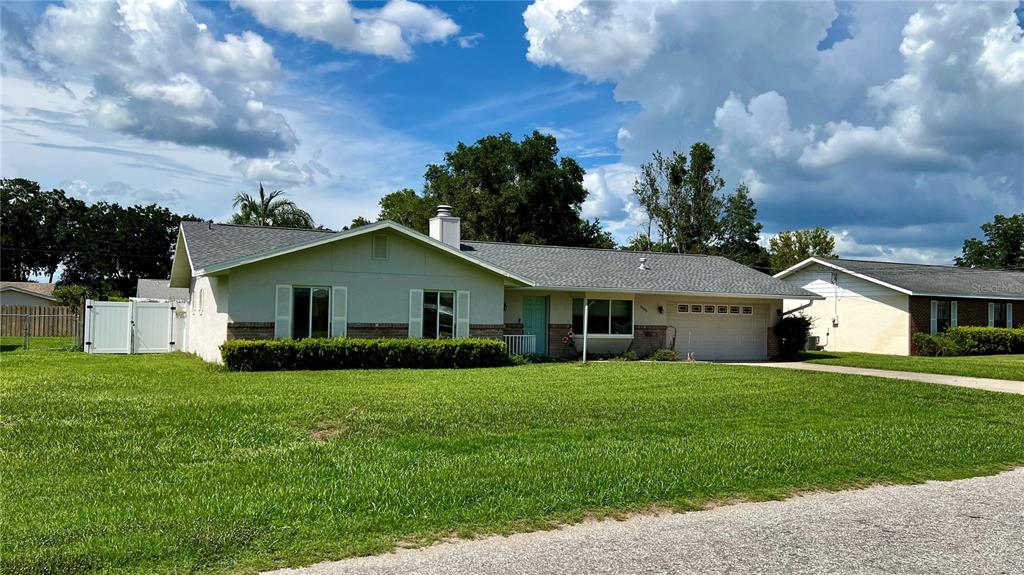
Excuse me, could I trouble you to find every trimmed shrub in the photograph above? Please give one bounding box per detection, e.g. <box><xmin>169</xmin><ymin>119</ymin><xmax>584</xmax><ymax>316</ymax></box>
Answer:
<box><xmin>774</xmin><ymin>315</ymin><xmax>812</xmax><ymax>360</ymax></box>
<box><xmin>508</xmin><ymin>353</ymin><xmax>557</xmax><ymax>366</ymax></box>
<box><xmin>221</xmin><ymin>338</ymin><xmax>508</xmax><ymax>371</ymax></box>
<box><xmin>944</xmin><ymin>327</ymin><xmax>1024</xmax><ymax>355</ymax></box>
<box><xmin>912</xmin><ymin>332</ymin><xmax>962</xmax><ymax>357</ymax></box>
<box><xmin>649</xmin><ymin>348</ymin><xmax>679</xmax><ymax>362</ymax></box>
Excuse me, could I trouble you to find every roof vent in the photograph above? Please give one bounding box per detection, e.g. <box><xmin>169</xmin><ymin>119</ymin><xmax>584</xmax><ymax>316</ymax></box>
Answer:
<box><xmin>638</xmin><ymin>257</ymin><xmax>648</xmax><ymax>270</ymax></box>
<box><xmin>436</xmin><ymin>205</ymin><xmax>453</xmax><ymax>217</ymax></box>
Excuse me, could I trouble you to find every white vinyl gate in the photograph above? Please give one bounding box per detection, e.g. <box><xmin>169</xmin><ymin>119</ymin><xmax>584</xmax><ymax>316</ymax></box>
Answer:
<box><xmin>84</xmin><ymin>300</ymin><xmax>185</xmax><ymax>354</ymax></box>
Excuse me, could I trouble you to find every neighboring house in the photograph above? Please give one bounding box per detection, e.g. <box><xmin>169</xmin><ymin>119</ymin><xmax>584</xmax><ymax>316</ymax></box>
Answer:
<box><xmin>0</xmin><ymin>282</ymin><xmax>58</xmax><ymax>306</ymax></box>
<box><xmin>169</xmin><ymin>207</ymin><xmax>819</xmax><ymax>363</ymax></box>
<box><xmin>136</xmin><ymin>278</ymin><xmax>190</xmax><ymax>302</ymax></box>
<box><xmin>775</xmin><ymin>257</ymin><xmax>1024</xmax><ymax>356</ymax></box>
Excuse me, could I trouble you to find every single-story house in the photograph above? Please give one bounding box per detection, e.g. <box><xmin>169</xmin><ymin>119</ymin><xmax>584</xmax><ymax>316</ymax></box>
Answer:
<box><xmin>0</xmin><ymin>282</ymin><xmax>58</xmax><ymax>306</ymax></box>
<box><xmin>170</xmin><ymin>206</ymin><xmax>819</xmax><ymax>363</ymax></box>
<box><xmin>775</xmin><ymin>257</ymin><xmax>1024</xmax><ymax>355</ymax></box>
<box><xmin>136</xmin><ymin>278</ymin><xmax>190</xmax><ymax>302</ymax></box>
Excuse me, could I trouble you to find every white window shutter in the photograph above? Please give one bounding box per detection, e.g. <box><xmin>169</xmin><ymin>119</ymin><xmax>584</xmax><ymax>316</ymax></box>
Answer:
<box><xmin>1007</xmin><ymin>304</ymin><xmax>1013</xmax><ymax>328</ymax></box>
<box><xmin>409</xmin><ymin>289</ymin><xmax>424</xmax><ymax>338</ymax></box>
<box><xmin>331</xmin><ymin>286</ymin><xmax>348</xmax><ymax>338</ymax></box>
<box><xmin>274</xmin><ymin>285</ymin><xmax>292</xmax><ymax>339</ymax></box>
<box><xmin>930</xmin><ymin>300</ymin><xmax>938</xmax><ymax>335</ymax></box>
<box><xmin>456</xmin><ymin>290</ymin><xmax>471</xmax><ymax>338</ymax></box>
<box><xmin>988</xmin><ymin>303</ymin><xmax>995</xmax><ymax>327</ymax></box>
<box><xmin>950</xmin><ymin>301</ymin><xmax>958</xmax><ymax>328</ymax></box>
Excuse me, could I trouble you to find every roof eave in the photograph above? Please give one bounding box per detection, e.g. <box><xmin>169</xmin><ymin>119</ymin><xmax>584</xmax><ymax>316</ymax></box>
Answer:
<box><xmin>505</xmin><ymin>285</ymin><xmax>823</xmax><ymax>300</ymax></box>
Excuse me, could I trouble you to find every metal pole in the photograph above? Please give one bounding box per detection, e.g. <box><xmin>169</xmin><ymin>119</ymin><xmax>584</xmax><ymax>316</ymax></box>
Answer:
<box><xmin>582</xmin><ymin>299</ymin><xmax>589</xmax><ymax>363</ymax></box>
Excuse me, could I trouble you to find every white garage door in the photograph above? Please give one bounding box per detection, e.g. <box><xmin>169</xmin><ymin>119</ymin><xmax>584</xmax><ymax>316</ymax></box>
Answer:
<box><xmin>668</xmin><ymin>302</ymin><xmax>767</xmax><ymax>361</ymax></box>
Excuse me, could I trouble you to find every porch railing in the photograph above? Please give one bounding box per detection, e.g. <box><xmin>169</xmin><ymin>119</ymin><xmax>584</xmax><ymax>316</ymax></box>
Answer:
<box><xmin>503</xmin><ymin>334</ymin><xmax>536</xmax><ymax>356</ymax></box>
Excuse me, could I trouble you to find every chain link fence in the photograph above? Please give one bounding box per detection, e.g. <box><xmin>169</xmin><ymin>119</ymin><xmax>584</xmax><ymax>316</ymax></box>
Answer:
<box><xmin>1</xmin><ymin>306</ymin><xmax>83</xmax><ymax>352</ymax></box>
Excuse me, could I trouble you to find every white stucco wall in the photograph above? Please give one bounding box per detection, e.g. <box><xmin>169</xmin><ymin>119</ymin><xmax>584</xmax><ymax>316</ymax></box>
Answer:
<box><xmin>225</xmin><ymin>229</ymin><xmax>506</xmax><ymax>326</ymax></box>
<box><xmin>0</xmin><ymin>290</ymin><xmax>56</xmax><ymax>306</ymax></box>
<box><xmin>187</xmin><ymin>275</ymin><xmax>230</xmax><ymax>363</ymax></box>
<box><xmin>783</xmin><ymin>263</ymin><xmax>910</xmax><ymax>356</ymax></box>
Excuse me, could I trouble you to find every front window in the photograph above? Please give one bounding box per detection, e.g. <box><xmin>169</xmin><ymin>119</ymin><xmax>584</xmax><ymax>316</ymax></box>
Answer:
<box><xmin>993</xmin><ymin>302</ymin><xmax>1008</xmax><ymax>327</ymax></box>
<box><xmin>293</xmin><ymin>287</ymin><xmax>330</xmax><ymax>339</ymax></box>
<box><xmin>423</xmin><ymin>291</ymin><xmax>455</xmax><ymax>339</ymax></box>
<box><xmin>934</xmin><ymin>300</ymin><xmax>951</xmax><ymax>334</ymax></box>
<box><xmin>572</xmin><ymin>298</ymin><xmax>633</xmax><ymax>335</ymax></box>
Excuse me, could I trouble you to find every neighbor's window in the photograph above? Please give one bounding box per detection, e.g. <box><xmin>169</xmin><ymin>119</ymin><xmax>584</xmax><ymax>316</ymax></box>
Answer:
<box><xmin>293</xmin><ymin>287</ymin><xmax>330</xmax><ymax>339</ymax></box>
<box><xmin>572</xmin><ymin>298</ymin><xmax>633</xmax><ymax>335</ymax></box>
<box><xmin>423</xmin><ymin>291</ymin><xmax>455</xmax><ymax>339</ymax></box>
<box><xmin>933</xmin><ymin>300</ymin><xmax>951</xmax><ymax>334</ymax></box>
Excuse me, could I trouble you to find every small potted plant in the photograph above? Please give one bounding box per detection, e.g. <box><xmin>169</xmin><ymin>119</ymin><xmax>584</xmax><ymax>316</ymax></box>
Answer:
<box><xmin>562</xmin><ymin>329</ymin><xmax>580</xmax><ymax>359</ymax></box>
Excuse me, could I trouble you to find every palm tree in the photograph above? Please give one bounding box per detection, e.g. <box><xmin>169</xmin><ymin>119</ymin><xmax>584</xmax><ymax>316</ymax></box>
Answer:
<box><xmin>231</xmin><ymin>183</ymin><xmax>315</xmax><ymax>229</ymax></box>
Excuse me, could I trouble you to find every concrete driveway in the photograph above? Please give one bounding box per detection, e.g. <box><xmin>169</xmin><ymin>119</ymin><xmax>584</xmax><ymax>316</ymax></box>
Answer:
<box><xmin>728</xmin><ymin>361</ymin><xmax>1024</xmax><ymax>395</ymax></box>
<box><xmin>264</xmin><ymin>468</ymin><xmax>1024</xmax><ymax>575</ymax></box>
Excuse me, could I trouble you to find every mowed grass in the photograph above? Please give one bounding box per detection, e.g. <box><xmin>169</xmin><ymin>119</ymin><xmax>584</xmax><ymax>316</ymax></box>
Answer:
<box><xmin>3</xmin><ymin>352</ymin><xmax>1024</xmax><ymax>575</ymax></box>
<box><xmin>1</xmin><ymin>336</ymin><xmax>78</xmax><ymax>352</ymax></box>
<box><xmin>802</xmin><ymin>351</ymin><xmax>1024</xmax><ymax>381</ymax></box>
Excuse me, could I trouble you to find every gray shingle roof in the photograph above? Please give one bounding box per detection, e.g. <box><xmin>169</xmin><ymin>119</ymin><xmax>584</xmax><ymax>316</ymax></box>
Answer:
<box><xmin>136</xmin><ymin>279</ymin><xmax>190</xmax><ymax>301</ymax></box>
<box><xmin>821</xmin><ymin>258</ymin><xmax>1024</xmax><ymax>299</ymax></box>
<box><xmin>177</xmin><ymin>222</ymin><xmax>817</xmax><ymax>298</ymax></box>
<box><xmin>462</xmin><ymin>241</ymin><xmax>817</xmax><ymax>297</ymax></box>
<box><xmin>181</xmin><ymin>221</ymin><xmax>332</xmax><ymax>271</ymax></box>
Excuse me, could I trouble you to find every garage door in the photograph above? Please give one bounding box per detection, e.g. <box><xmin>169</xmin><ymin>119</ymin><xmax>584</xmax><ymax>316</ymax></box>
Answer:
<box><xmin>668</xmin><ymin>302</ymin><xmax>767</xmax><ymax>361</ymax></box>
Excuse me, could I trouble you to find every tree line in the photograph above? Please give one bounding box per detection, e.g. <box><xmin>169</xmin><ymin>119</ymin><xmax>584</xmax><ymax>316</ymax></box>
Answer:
<box><xmin>1</xmin><ymin>178</ymin><xmax>199</xmax><ymax>297</ymax></box>
<box><xmin>3</xmin><ymin>132</ymin><xmax>1020</xmax><ymax>299</ymax></box>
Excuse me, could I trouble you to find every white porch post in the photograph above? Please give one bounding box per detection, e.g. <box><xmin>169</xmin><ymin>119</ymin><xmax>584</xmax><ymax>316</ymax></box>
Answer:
<box><xmin>582</xmin><ymin>298</ymin><xmax>589</xmax><ymax>363</ymax></box>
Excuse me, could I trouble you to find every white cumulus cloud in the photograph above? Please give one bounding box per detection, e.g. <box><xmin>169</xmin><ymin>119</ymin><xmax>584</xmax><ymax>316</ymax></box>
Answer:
<box><xmin>232</xmin><ymin>0</ymin><xmax>459</xmax><ymax>61</ymax></box>
<box><xmin>28</xmin><ymin>0</ymin><xmax>295</xmax><ymax>158</ymax></box>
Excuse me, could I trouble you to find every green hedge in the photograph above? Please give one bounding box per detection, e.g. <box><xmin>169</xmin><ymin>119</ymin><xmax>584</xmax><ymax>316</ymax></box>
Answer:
<box><xmin>946</xmin><ymin>327</ymin><xmax>1024</xmax><ymax>355</ymax></box>
<box><xmin>914</xmin><ymin>327</ymin><xmax>1024</xmax><ymax>356</ymax></box>
<box><xmin>221</xmin><ymin>338</ymin><xmax>509</xmax><ymax>371</ymax></box>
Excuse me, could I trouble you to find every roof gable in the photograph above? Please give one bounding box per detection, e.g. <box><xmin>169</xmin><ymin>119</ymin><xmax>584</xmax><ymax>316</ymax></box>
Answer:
<box><xmin>177</xmin><ymin>221</ymin><xmax>534</xmax><ymax>285</ymax></box>
<box><xmin>776</xmin><ymin>257</ymin><xmax>1024</xmax><ymax>299</ymax></box>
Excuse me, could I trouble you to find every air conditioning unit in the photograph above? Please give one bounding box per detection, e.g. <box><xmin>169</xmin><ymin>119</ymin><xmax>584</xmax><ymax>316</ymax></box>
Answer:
<box><xmin>805</xmin><ymin>336</ymin><xmax>820</xmax><ymax>350</ymax></box>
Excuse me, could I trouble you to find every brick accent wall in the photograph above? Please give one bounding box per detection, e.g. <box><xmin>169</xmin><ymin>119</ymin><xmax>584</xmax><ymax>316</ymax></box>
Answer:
<box><xmin>547</xmin><ymin>323</ymin><xmax>577</xmax><ymax>360</ymax></box>
<box><xmin>767</xmin><ymin>326</ymin><xmax>780</xmax><ymax>359</ymax></box>
<box><xmin>347</xmin><ymin>323</ymin><xmax>408</xmax><ymax>339</ymax></box>
<box><xmin>504</xmin><ymin>323</ymin><xmax>524</xmax><ymax>335</ymax></box>
<box><xmin>469</xmin><ymin>324</ymin><xmax>504</xmax><ymax>338</ymax></box>
<box><xmin>226</xmin><ymin>322</ymin><xmax>273</xmax><ymax>340</ymax></box>
<box><xmin>909</xmin><ymin>296</ymin><xmax>1019</xmax><ymax>354</ymax></box>
<box><xmin>630</xmin><ymin>325</ymin><xmax>667</xmax><ymax>358</ymax></box>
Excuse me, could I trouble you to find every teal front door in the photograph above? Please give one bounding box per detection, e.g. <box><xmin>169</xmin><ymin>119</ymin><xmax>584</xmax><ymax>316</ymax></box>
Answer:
<box><xmin>522</xmin><ymin>296</ymin><xmax>548</xmax><ymax>355</ymax></box>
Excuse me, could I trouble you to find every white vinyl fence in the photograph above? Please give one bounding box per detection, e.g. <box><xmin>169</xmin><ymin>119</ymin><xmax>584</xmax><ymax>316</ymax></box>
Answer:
<box><xmin>84</xmin><ymin>300</ymin><xmax>186</xmax><ymax>354</ymax></box>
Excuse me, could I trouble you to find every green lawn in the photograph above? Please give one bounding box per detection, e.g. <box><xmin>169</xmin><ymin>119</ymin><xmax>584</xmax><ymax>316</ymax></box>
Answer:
<box><xmin>802</xmin><ymin>351</ymin><xmax>1024</xmax><ymax>381</ymax></box>
<box><xmin>1</xmin><ymin>336</ymin><xmax>78</xmax><ymax>352</ymax></box>
<box><xmin>3</xmin><ymin>352</ymin><xmax>1024</xmax><ymax>575</ymax></box>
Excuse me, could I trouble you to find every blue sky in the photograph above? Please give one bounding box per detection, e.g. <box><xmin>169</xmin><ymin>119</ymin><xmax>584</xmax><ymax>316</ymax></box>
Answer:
<box><xmin>2</xmin><ymin>1</ymin><xmax>1022</xmax><ymax>265</ymax></box>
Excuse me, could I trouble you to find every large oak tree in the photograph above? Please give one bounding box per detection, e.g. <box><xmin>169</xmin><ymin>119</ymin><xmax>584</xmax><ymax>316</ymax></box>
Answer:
<box><xmin>378</xmin><ymin>131</ymin><xmax>613</xmax><ymax>248</ymax></box>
